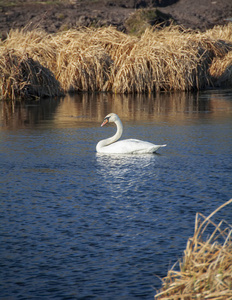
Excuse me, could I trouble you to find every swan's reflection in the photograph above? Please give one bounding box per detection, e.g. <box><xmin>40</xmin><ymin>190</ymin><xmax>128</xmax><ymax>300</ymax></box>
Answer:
<box><xmin>95</xmin><ymin>153</ymin><xmax>161</xmax><ymax>200</ymax></box>
<box><xmin>1</xmin><ymin>90</ymin><xmax>232</xmax><ymax>130</ymax></box>
<box><xmin>96</xmin><ymin>152</ymin><xmax>158</xmax><ymax>169</ymax></box>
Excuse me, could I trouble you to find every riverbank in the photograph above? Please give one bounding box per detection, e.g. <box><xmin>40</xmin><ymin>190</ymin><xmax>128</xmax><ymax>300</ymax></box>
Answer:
<box><xmin>0</xmin><ymin>0</ymin><xmax>232</xmax><ymax>39</ymax></box>
<box><xmin>0</xmin><ymin>24</ymin><xmax>232</xmax><ymax>100</ymax></box>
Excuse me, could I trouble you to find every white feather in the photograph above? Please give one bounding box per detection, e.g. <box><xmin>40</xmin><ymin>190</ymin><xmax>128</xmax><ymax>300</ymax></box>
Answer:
<box><xmin>96</xmin><ymin>113</ymin><xmax>166</xmax><ymax>154</ymax></box>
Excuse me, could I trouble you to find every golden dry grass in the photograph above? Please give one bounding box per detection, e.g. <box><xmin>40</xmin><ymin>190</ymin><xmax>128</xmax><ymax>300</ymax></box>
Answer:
<box><xmin>0</xmin><ymin>28</ymin><xmax>63</xmax><ymax>99</ymax></box>
<box><xmin>4</xmin><ymin>28</ymin><xmax>58</xmax><ymax>71</ymax></box>
<box><xmin>55</xmin><ymin>42</ymin><xmax>112</xmax><ymax>92</ymax></box>
<box><xmin>0</xmin><ymin>48</ymin><xmax>62</xmax><ymax>100</ymax></box>
<box><xmin>112</xmin><ymin>25</ymin><xmax>231</xmax><ymax>93</ymax></box>
<box><xmin>209</xmin><ymin>51</ymin><xmax>232</xmax><ymax>87</ymax></box>
<box><xmin>155</xmin><ymin>199</ymin><xmax>232</xmax><ymax>300</ymax></box>
<box><xmin>205</xmin><ymin>23</ymin><xmax>232</xmax><ymax>87</ymax></box>
<box><xmin>1</xmin><ymin>24</ymin><xmax>232</xmax><ymax>100</ymax></box>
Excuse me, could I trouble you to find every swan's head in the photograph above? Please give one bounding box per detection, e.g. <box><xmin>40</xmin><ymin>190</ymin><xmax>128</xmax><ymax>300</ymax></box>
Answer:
<box><xmin>101</xmin><ymin>113</ymin><xmax>119</xmax><ymax>127</ymax></box>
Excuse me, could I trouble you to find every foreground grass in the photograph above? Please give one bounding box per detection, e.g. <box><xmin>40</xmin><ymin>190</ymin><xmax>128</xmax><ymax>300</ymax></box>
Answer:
<box><xmin>155</xmin><ymin>199</ymin><xmax>232</xmax><ymax>300</ymax></box>
<box><xmin>0</xmin><ymin>24</ymin><xmax>232</xmax><ymax>100</ymax></box>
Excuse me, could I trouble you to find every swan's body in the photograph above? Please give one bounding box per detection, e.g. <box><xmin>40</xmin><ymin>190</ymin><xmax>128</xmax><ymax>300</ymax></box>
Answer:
<box><xmin>96</xmin><ymin>113</ymin><xmax>166</xmax><ymax>154</ymax></box>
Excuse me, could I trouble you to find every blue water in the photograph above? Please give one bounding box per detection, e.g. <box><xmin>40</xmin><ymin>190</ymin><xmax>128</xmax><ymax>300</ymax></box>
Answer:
<box><xmin>0</xmin><ymin>91</ymin><xmax>232</xmax><ymax>299</ymax></box>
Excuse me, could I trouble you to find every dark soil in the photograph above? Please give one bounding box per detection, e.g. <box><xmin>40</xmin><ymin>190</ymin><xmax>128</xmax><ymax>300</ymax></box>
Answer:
<box><xmin>0</xmin><ymin>0</ymin><xmax>231</xmax><ymax>39</ymax></box>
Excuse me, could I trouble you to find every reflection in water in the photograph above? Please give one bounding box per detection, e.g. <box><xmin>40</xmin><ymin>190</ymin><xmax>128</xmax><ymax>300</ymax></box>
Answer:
<box><xmin>96</xmin><ymin>153</ymin><xmax>160</xmax><ymax>207</ymax></box>
<box><xmin>1</xmin><ymin>90</ymin><xmax>232</xmax><ymax>129</ymax></box>
<box><xmin>0</xmin><ymin>98</ymin><xmax>60</xmax><ymax>129</ymax></box>
<box><xmin>96</xmin><ymin>153</ymin><xmax>158</xmax><ymax>178</ymax></box>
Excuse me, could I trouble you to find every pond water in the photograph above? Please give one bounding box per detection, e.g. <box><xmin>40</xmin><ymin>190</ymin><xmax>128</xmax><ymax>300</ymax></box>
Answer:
<box><xmin>0</xmin><ymin>90</ymin><xmax>232</xmax><ymax>299</ymax></box>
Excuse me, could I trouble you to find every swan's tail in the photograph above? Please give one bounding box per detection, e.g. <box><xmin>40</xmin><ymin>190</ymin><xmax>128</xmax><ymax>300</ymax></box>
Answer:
<box><xmin>150</xmin><ymin>144</ymin><xmax>166</xmax><ymax>153</ymax></box>
<box><xmin>135</xmin><ymin>144</ymin><xmax>167</xmax><ymax>154</ymax></box>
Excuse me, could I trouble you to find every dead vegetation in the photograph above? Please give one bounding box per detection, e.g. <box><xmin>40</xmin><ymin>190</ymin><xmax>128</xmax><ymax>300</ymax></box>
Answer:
<box><xmin>0</xmin><ymin>24</ymin><xmax>232</xmax><ymax>100</ymax></box>
<box><xmin>0</xmin><ymin>48</ymin><xmax>62</xmax><ymax>100</ymax></box>
<box><xmin>155</xmin><ymin>199</ymin><xmax>232</xmax><ymax>300</ymax></box>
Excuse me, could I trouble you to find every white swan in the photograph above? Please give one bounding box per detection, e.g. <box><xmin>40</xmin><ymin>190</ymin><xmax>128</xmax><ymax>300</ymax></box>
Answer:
<box><xmin>96</xmin><ymin>113</ymin><xmax>166</xmax><ymax>154</ymax></box>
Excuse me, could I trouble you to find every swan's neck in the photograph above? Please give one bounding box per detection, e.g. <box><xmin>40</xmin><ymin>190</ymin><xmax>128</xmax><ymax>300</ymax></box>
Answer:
<box><xmin>97</xmin><ymin>118</ymin><xmax>123</xmax><ymax>151</ymax></box>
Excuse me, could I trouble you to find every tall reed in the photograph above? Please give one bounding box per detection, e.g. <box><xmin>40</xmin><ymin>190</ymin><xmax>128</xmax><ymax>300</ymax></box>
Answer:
<box><xmin>0</xmin><ymin>48</ymin><xmax>62</xmax><ymax>100</ymax></box>
<box><xmin>4</xmin><ymin>28</ymin><xmax>58</xmax><ymax>72</ymax></box>
<box><xmin>155</xmin><ymin>199</ymin><xmax>232</xmax><ymax>300</ymax></box>
<box><xmin>56</xmin><ymin>43</ymin><xmax>112</xmax><ymax>92</ymax></box>
<box><xmin>112</xmin><ymin>25</ymin><xmax>231</xmax><ymax>93</ymax></box>
<box><xmin>205</xmin><ymin>24</ymin><xmax>232</xmax><ymax>87</ymax></box>
<box><xmin>1</xmin><ymin>24</ymin><xmax>232</xmax><ymax>100</ymax></box>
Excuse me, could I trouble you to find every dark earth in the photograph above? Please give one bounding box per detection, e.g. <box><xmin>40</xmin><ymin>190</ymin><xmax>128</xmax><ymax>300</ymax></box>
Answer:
<box><xmin>0</xmin><ymin>0</ymin><xmax>232</xmax><ymax>39</ymax></box>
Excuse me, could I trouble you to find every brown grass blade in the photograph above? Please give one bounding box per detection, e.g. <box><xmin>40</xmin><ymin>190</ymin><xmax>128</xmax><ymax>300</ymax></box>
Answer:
<box><xmin>155</xmin><ymin>199</ymin><xmax>232</xmax><ymax>300</ymax></box>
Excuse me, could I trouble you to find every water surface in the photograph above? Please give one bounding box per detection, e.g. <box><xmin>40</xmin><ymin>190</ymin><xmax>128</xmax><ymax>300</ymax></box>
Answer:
<box><xmin>0</xmin><ymin>90</ymin><xmax>232</xmax><ymax>299</ymax></box>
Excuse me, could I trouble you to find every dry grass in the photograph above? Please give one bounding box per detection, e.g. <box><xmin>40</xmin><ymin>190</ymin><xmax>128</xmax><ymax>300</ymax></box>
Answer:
<box><xmin>0</xmin><ymin>28</ymin><xmax>63</xmax><ymax>99</ymax></box>
<box><xmin>0</xmin><ymin>48</ymin><xmax>62</xmax><ymax>100</ymax></box>
<box><xmin>205</xmin><ymin>23</ymin><xmax>232</xmax><ymax>87</ymax></box>
<box><xmin>204</xmin><ymin>23</ymin><xmax>232</xmax><ymax>43</ymax></box>
<box><xmin>55</xmin><ymin>39</ymin><xmax>112</xmax><ymax>92</ymax></box>
<box><xmin>155</xmin><ymin>199</ymin><xmax>232</xmax><ymax>300</ymax></box>
<box><xmin>1</xmin><ymin>24</ymin><xmax>232</xmax><ymax>100</ymax></box>
<box><xmin>112</xmin><ymin>25</ymin><xmax>231</xmax><ymax>93</ymax></box>
<box><xmin>4</xmin><ymin>28</ymin><xmax>58</xmax><ymax>71</ymax></box>
<box><xmin>209</xmin><ymin>51</ymin><xmax>232</xmax><ymax>87</ymax></box>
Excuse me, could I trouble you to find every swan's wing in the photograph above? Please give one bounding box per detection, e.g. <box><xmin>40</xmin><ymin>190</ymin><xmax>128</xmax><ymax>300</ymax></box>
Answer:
<box><xmin>99</xmin><ymin>139</ymin><xmax>166</xmax><ymax>154</ymax></box>
<box><xmin>126</xmin><ymin>139</ymin><xmax>166</xmax><ymax>154</ymax></box>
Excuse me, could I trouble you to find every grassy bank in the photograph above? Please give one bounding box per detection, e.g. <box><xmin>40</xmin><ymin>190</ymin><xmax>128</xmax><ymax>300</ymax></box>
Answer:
<box><xmin>1</xmin><ymin>24</ymin><xmax>232</xmax><ymax>100</ymax></box>
<box><xmin>155</xmin><ymin>199</ymin><xmax>232</xmax><ymax>300</ymax></box>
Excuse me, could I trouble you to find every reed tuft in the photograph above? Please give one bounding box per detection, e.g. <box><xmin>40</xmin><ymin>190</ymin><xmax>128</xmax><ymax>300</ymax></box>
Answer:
<box><xmin>0</xmin><ymin>48</ymin><xmax>62</xmax><ymax>100</ymax></box>
<box><xmin>1</xmin><ymin>24</ymin><xmax>232</xmax><ymax>100</ymax></box>
<box><xmin>155</xmin><ymin>199</ymin><xmax>232</xmax><ymax>300</ymax></box>
<box><xmin>205</xmin><ymin>23</ymin><xmax>232</xmax><ymax>87</ymax></box>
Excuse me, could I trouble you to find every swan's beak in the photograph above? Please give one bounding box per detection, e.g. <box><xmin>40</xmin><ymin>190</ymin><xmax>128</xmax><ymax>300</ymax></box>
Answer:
<box><xmin>101</xmin><ymin>118</ymin><xmax>109</xmax><ymax>127</ymax></box>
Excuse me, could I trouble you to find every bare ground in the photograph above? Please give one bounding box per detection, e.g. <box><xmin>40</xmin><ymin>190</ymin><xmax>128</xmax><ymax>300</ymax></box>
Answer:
<box><xmin>0</xmin><ymin>0</ymin><xmax>231</xmax><ymax>39</ymax></box>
